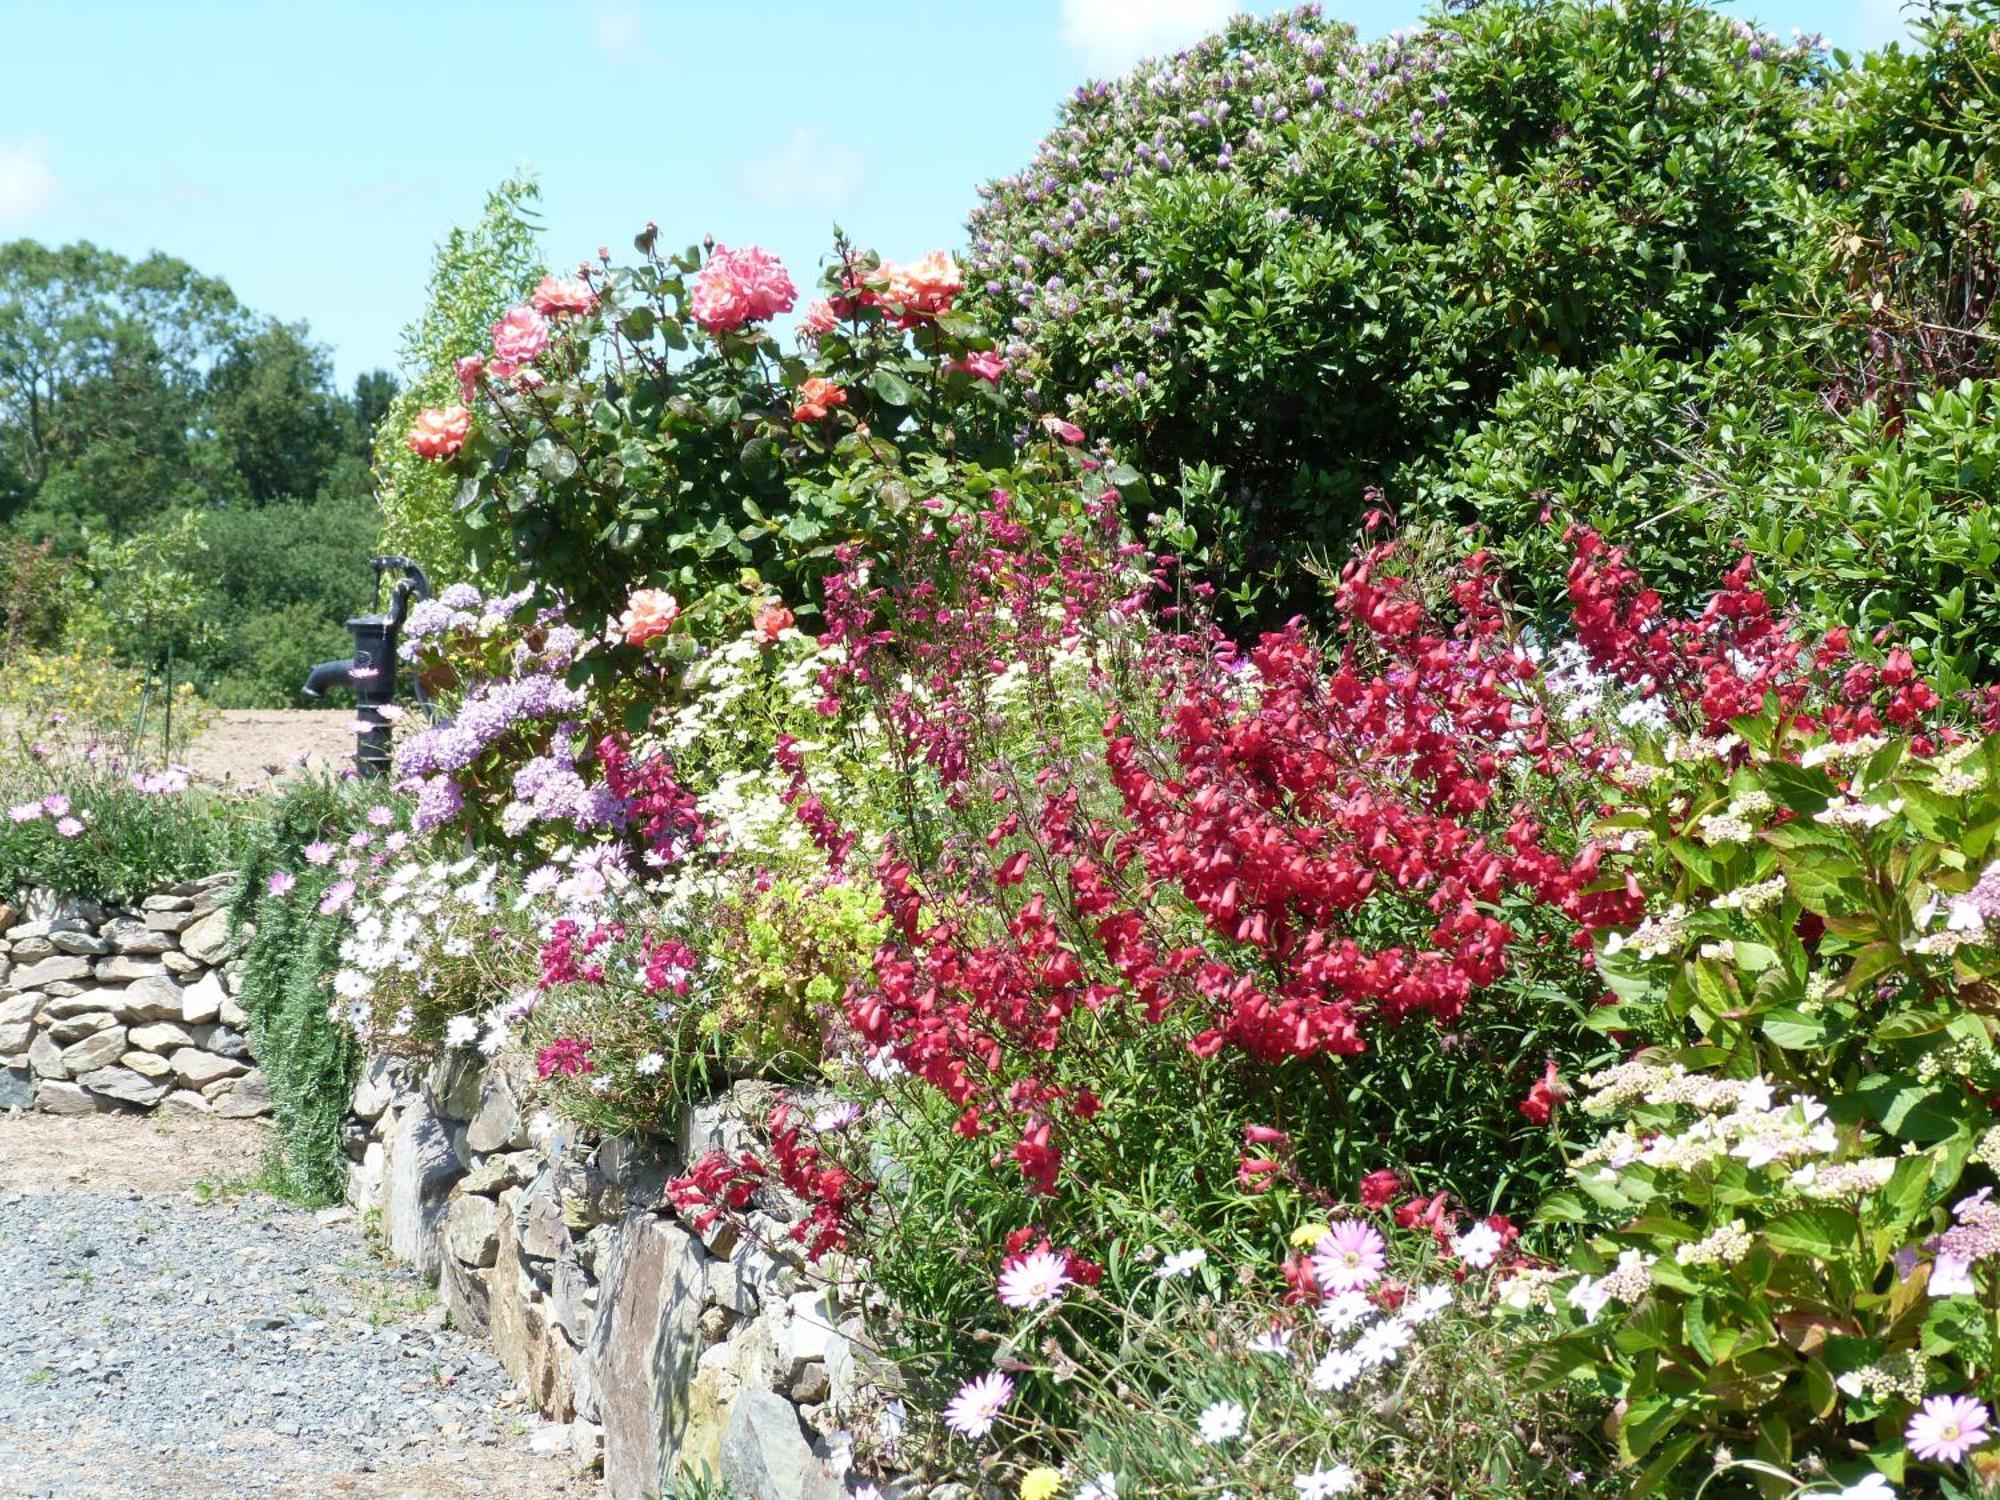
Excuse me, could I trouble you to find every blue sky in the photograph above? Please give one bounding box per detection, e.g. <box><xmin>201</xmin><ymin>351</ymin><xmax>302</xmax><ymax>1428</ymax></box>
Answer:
<box><xmin>1</xmin><ymin>0</ymin><xmax>1914</xmax><ymax>388</ymax></box>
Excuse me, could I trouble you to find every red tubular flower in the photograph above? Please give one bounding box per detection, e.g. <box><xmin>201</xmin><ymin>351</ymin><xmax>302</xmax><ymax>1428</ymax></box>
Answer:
<box><xmin>1518</xmin><ymin>1059</ymin><xmax>1568</xmax><ymax>1126</ymax></box>
<box><xmin>1358</xmin><ymin>1168</ymin><xmax>1406</xmax><ymax>1211</ymax></box>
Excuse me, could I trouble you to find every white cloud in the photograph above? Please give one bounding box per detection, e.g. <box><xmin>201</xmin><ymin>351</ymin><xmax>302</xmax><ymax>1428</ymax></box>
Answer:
<box><xmin>1059</xmin><ymin>0</ymin><xmax>1237</xmax><ymax>73</ymax></box>
<box><xmin>591</xmin><ymin>5</ymin><xmax>658</xmax><ymax>65</ymax></box>
<box><xmin>740</xmin><ymin>128</ymin><xmax>866</xmax><ymax>211</ymax></box>
<box><xmin>0</xmin><ymin>135</ymin><xmax>57</xmax><ymax>227</ymax></box>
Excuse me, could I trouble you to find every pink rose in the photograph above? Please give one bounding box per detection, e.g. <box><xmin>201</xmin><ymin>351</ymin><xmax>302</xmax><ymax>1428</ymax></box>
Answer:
<box><xmin>407</xmin><ymin>405</ymin><xmax>472</xmax><ymax>460</ymax></box>
<box><xmin>619</xmin><ymin>587</ymin><xmax>680</xmax><ymax>646</ymax></box>
<box><xmin>454</xmin><ymin>355</ymin><xmax>485</xmax><ymax>403</ymax></box>
<box><xmin>947</xmin><ymin>351</ymin><xmax>1007</xmax><ymax>383</ymax></box>
<box><xmin>798</xmin><ymin>299</ymin><xmax>839</xmax><ymax>340</ymax></box>
<box><xmin>488</xmin><ymin>305</ymin><xmax>550</xmax><ymax>377</ymax></box>
<box><xmin>689</xmin><ymin>244</ymin><xmax>796</xmax><ymax>333</ymax></box>
<box><xmin>531</xmin><ymin>274</ymin><xmax>597</xmax><ymax>317</ymax></box>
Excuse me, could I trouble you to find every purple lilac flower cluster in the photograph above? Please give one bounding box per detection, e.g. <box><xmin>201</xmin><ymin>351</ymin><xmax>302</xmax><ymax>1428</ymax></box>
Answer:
<box><xmin>502</xmin><ymin>733</ymin><xmax>622</xmax><ymax>836</ymax></box>
<box><xmin>963</xmin><ymin>3</ymin><xmax>1813</xmax><ymax>411</ymax></box>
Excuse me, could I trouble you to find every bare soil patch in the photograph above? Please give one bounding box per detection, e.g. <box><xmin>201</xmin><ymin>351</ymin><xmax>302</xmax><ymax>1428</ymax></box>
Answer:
<box><xmin>0</xmin><ymin>1110</ymin><xmax>274</xmax><ymax>1196</ymax></box>
<box><xmin>182</xmin><ymin>708</ymin><xmax>361</xmax><ymax>790</ymax></box>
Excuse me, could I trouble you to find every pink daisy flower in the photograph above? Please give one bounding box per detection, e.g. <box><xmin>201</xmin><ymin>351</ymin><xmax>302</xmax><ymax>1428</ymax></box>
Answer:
<box><xmin>997</xmin><ymin>1250</ymin><xmax>1072</xmax><ymax>1311</ymax></box>
<box><xmin>1907</xmin><ymin>1394</ymin><xmax>1991</xmax><ymax>1464</ymax></box>
<box><xmin>1312</xmin><ymin>1220</ymin><xmax>1387</xmax><ymax>1291</ymax></box>
<box><xmin>942</xmin><ymin>1372</ymin><xmax>1013</xmax><ymax>1441</ymax></box>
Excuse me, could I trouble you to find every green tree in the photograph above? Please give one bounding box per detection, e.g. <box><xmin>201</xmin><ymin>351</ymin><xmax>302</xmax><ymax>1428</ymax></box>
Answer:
<box><xmin>202</xmin><ymin>319</ymin><xmax>351</xmax><ymax>504</ymax></box>
<box><xmin>373</xmin><ymin>172</ymin><xmax>546</xmax><ymax>585</ymax></box>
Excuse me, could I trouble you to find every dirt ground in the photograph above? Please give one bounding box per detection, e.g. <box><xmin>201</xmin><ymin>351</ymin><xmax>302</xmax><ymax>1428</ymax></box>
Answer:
<box><xmin>181</xmin><ymin>708</ymin><xmax>366</xmax><ymax>789</ymax></box>
<box><xmin>0</xmin><ymin>1110</ymin><xmax>277</xmax><ymax>1195</ymax></box>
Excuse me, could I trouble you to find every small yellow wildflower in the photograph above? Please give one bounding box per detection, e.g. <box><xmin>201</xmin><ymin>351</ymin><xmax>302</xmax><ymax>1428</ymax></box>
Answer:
<box><xmin>1019</xmin><ymin>1466</ymin><xmax>1064</xmax><ymax>1500</ymax></box>
<box><xmin>1290</xmin><ymin>1222</ymin><xmax>1332</xmax><ymax>1250</ymax></box>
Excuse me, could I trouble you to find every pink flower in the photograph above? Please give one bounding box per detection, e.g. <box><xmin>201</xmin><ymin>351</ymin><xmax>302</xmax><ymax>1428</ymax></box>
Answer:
<box><xmin>798</xmin><ymin>298</ymin><xmax>839</xmax><ymax>339</ymax></box>
<box><xmin>942</xmin><ymin>1371</ymin><xmax>1013</xmax><ymax>1440</ymax></box>
<box><xmin>267</xmin><ymin>870</ymin><xmax>297</xmax><ymax>897</ymax></box>
<box><xmin>959</xmin><ymin>351</ymin><xmax>1007</xmax><ymax>383</ymax></box>
<box><xmin>41</xmin><ymin>794</ymin><xmax>69</xmax><ymax>816</ymax></box>
<box><xmin>537</xmin><ymin>1037</ymin><xmax>594</xmax><ymax>1079</ymax></box>
<box><xmin>488</xmin><ymin>305</ymin><xmax>550</xmax><ymax>376</ymax></box>
<box><xmin>1930</xmin><ymin>1253</ymin><xmax>1978</xmax><ymax>1298</ymax></box>
<box><xmin>997</xmin><ymin>1249</ymin><xmax>1072</xmax><ymax>1310</ymax></box>
<box><xmin>690</xmin><ymin>244</ymin><xmax>796</xmax><ymax>332</ymax></box>
<box><xmin>55</xmin><ymin>816</ymin><xmax>83</xmax><ymax>838</ymax></box>
<box><xmin>619</xmin><ymin>587</ymin><xmax>680</xmax><ymax>647</ymax></box>
<box><xmin>1312</xmin><ymin>1220</ymin><xmax>1387</xmax><ymax>1291</ymax></box>
<box><xmin>1906</xmin><ymin>1394</ymin><xmax>1991</xmax><ymax>1464</ymax></box>
<box><xmin>1040</xmin><ymin>414</ymin><xmax>1086</xmax><ymax>444</ymax></box>
<box><xmin>753</xmin><ymin>602</ymin><xmax>794</xmax><ymax>644</ymax></box>
<box><xmin>876</xmin><ymin>251</ymin><xmax>963</xmax><ymax>320</ymax></box>
<box><xmin>8</xmin><ymin>801</ymin><xmax>40</xmax><ymax>822</ymax></box>
<box><xmin>531</xmin><ymin>274</ymin><xmax>596</xmax><ymax>317</ymax></box>
<box><xmin>318</xmin><ymin>879</ymin><xmax>356</xmax><ymax>915</ymax></box>
<box><xmin>302</xmin><ymin>840</ymin><xmax>335</xmax><ymax>866</ymax></box>
<box><xmin>454</xmin><ymin>355</ymin><xmax>484</xmax><ymax>403</ymax></box>
<box><xmin>407</xmin><ymin>405</ymin><xmax>472</xmax><ymax>460</ymax></box>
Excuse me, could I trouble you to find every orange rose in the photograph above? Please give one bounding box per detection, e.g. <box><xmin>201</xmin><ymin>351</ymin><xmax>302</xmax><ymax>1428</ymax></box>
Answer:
<box><xmin>619</xmin><ymin>587</ymin><xmax>680</xmax><ymax>646</ymax></box>
<box><xmin>792</xmin><ymin>376</ymin><xmax>848</xmax><ymax>423</ymax></box>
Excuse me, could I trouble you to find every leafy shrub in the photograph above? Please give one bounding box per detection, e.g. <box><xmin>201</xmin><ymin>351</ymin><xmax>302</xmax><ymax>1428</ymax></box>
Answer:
<box><xmin>373</xmin><ymin>172</ymin><xmax>548</xmax><ymax>587</ymax></box>
<box><xmin>227</xmin><ymin>775</ymin><xmax>372</xmax><ymax>1202</ymax></box>
<box><xmin>0</xmin><ymin>761</ymin><xmax>248</xmax><ymax>904</ymax></box>
<box><xmin>415</xmin><ymin>231</ymin><xmax>1021</xmax><ymax>630</ymax></box>
<box><xmin>967</xmin><ymin>0</ymin><xmax>1819</xmax><ymax>618</ymax></box>
<box><xmin>1515</xmin><ymin>714</ymin><xmax>2000</xmax><ymax>1493</ymax></box>
<box><xmin>0</xmin><ymin>641</ymin><xmax>210</xmax><ymax>774</ymax></box>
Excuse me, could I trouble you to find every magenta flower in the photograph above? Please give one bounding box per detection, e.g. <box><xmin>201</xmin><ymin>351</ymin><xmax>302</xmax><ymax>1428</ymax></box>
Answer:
<box><xmin>267</xmin><ymin>870</ymin><xmax>297</xmax><ymax>897</ymax></box>
<box><xmin>942</xmin><ymin>1371</ymin><xmax>1013</xmax><ymax>1440</ymax></box>
<box><xmin>536</xmin><ymin>1037</ymin><xmax>594</xmax><ymax>1079</ymax></box>
<box><xmin>1312</xmin><ymin>1220</ymin><xmax>1388</xmax><ymax>1291</ymax></box>
<box><xmin>1907</xmin><ymin>1394</ymin><xmax>1991</xmax><ymax>1464</ymax></box>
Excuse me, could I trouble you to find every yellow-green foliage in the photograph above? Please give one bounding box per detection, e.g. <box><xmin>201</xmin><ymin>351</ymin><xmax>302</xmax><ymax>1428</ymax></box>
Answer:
<box><xmin>0</xmin><ymin>644</ymin><xmax>212</xmax><ymax>772</ymax></box>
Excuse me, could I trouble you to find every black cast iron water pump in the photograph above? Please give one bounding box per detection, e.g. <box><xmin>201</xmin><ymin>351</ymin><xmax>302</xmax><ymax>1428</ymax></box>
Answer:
<box><xmin>303</xmin><ymin>555</ymin><xmax>432</xmax><ymax>776</ymax></box>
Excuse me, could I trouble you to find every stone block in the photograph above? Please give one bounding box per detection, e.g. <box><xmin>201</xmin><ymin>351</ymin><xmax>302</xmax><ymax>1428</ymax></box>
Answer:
<box><xmin>12</xmin><ymin>955</ymin><xmax>92</xmax><ymax>990</ymax></box>
<box><xmin>107</xmin><ymin>923</ymin><xmax>173</xmax><ymax>956</ymax></box>
<box><xmin>60</xmin><ymin>1026</ymin><xmax>128</xmax><ymax>1075</ymax></box>
<box><xmin>439</xmin><ymin>1248</ymin><xmax>492</xmax><ymax>1339</ymax></box>
<box><xmin>119</xmin><ymin>976</ymin><xmax>187</xmax><ymax>1022</ymax></box>
<box><xmin>350</xmin><ymin>1056</ymin><xmax>395</xmax><ymax>1122</ymax></box>
<box><xmin>214</xmin><ymin>1068</ymin><xmax>271</xmax><ymax>1118</ymax></box>
<box><xmin>119</xmin><ymin>1050</ymin><xmax>173</xmax><ymax>1079</ymax></box>
<box><xmin>581</xmin><ymin>1215</ymin><xmax>709</xmax><ymax>1497</ymax></box>
<box><xmin>76</xmin><ymin>1065</ymin><xmax>169</xmax><ymax>1107</ymax></box>
<box><xmin>35</xmin><ymin>1080</ymin><xmax>102</xmax><ymax>1115</ymax></box>
<box><xmin>0</xmin><ymin>991</ymin><xmax>37</xmax><ymax>1026</ymax></box>
<box><xmin>129</xmin><ymin>1021</ymin><xmax>194</xmax><ymax>1053</ymax></box>
<box><xmin>427</xmin><ymin>1050</ymin><xmax>485</xmax><ymax>1122</ymax></box>
<box><xmin>447</xmin><ymin>1192</ymin><xmax>502</xmax><ymax>1268</ymax></box>
<box><xmin>93</xmin><ymin>955</ymin><xmax>166</xmax><ymax>983</ymax></box>
<box><xmin>0</xmin><ymin>1020</ymin><xmax>30</xmax><ymax>1054</ymax></box>
<box><xmin>161</xmin><ymin>1089</ymin><xmax>212</xmax><ymax>1117</ymax></box>
<box><xmin>170</xmin><ymin>1047</ymin><xmax>246</xmax><ymax>1088</ymax></box>
<box><xmin>27</xmin><ymin>1031</ymin><xmax>63</xmax><ymax>1079</ymax></box>
<box><xmin>719</xmin><ymin>1389</ymin><xmax>817</xmax><ymax>1500</ymax></box>
<box><xmin>0</xmin><ymin>1064</ymin><xmax>31</xmax><ymax>1110</ymax></box>
<box><xmin>180</xmin><ymin>908</ymin><xmax>243</xmax><ymax>965</ymax></box>
<box><xmin>466</xmin><ymin>1071</ymin><xmax>527</xmax><ymax>1154</ymax></box>
<box><xmin>386</xmin><ymin>1094</ymin><xmax>461</xmax><ymax>1277</ymax></box>
<box><xmin>180</xmin><ymin>969</ymin><xmax>226</xmax><ymax>1025</ymax></box>
<box><xmin>143</xmin><ymin>909</ymin><xmax>199</xmax><ymax>935</ymax></box>
<box><xmin>47</xmin><ymin>930</ymin><xmax>110</xmax><ymax>956</ymax></box>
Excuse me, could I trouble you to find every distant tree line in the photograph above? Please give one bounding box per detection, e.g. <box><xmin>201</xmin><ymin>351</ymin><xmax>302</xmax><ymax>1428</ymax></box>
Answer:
<box><xmin>0</xmin><ymin>239</ymin><xmax>395</xmax><ymax>707</ymax></box>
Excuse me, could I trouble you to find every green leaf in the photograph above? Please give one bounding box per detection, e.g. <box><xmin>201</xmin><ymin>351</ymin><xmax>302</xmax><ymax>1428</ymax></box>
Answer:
<box><xmin>1762</xmin><ymin>1206</ymin><xmax>1859</xmax><ymax>1258</ymax></box>
<box><xmin>871</xmin><ymin>369</ymin><xmax>915</xmax><ymax>407</ymax></box>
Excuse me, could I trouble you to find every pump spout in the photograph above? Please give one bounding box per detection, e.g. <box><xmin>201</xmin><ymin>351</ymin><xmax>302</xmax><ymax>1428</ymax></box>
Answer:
<box><xmin>303</xmin><ymin>658</ymin><xmax>355</xmax><ymax>699</ymax></box>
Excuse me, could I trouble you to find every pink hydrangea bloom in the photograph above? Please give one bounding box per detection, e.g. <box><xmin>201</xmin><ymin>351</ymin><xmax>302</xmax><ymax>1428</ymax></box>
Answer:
<box><xmin>689</xmin><ymin>244</ymin><xmax>796</xmax><ymax>332</ymax></box>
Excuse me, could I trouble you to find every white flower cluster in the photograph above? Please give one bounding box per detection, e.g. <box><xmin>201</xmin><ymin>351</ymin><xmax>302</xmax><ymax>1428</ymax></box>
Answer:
<box><xmin>1710</xmin><ymin>875</ymin><xmax>1787</xmax><ymax>913</ymax></box>
<box><xmin>1604</xmin><ymin>904</ymin><xmax>1689</xmax><ymax>960</ymax></box>
<box><xmin>1577</xmin><ymin>1067</ymin><xmax>1841</xmax><ymax>1177</ymax></box>
<box><xmin>1303</xmin><ymin>1282</ymin><xmax>1455</xmax><ymax>1394</ymax></box>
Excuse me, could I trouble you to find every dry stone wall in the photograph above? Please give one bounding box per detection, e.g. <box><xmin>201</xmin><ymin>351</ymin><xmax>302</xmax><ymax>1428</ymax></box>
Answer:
<box><xmin>345</xmin><ymin>1058</ymin><xmax>945</xmax><ymax>1500</ymax></box>
<box><xmin>0</xmin><ymin>876</ymin><xmax>271</xmax><ymax>1120</ymax></box>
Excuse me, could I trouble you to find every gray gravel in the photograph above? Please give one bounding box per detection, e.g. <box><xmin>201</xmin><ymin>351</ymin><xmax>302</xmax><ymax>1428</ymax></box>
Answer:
<box><xmin>0</xmin><ymin>1185</ymin><xmax>562</xmax><ymax>1498</ymax></box>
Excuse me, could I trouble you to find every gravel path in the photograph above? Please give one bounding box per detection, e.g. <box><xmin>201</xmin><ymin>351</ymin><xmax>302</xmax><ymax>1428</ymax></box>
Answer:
<box><xmin>0</xmin><ymin>1117</ymin><xmax>591</xmax><ymax>1500</ymax></box>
